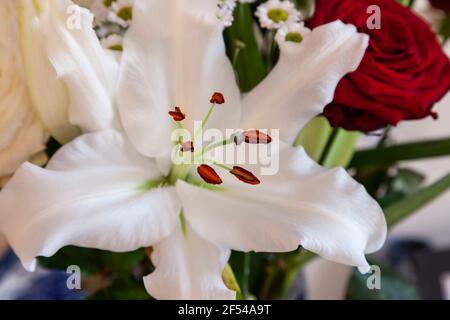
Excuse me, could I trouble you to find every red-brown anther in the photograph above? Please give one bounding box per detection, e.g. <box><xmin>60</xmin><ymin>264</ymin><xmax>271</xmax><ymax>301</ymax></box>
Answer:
<box><xmin>181</xmin><ymin>141</ymin><xmax>194</xmax><ymax>152</ymax></box>
<box><xmin>230</xmin><ymin>166</ymin><xmax>260</xmax><ymax>185</ymax></box>
<box><xmin>168</xmin><ymin>106</ymin><xmax>185</xmax><ymax>121</ymax></box>
<box><xmin>243</xmin><ymin>130</ymin><xmax>272</xmax><ymax>144</ymax></box>
<box><xmin>210</xmin><ymin>92</ymin><xmax>225</xmax><ymax>104</ymax></box>
<box><xmin>197</xmin><ymin>165</ymin><xmax>223</xmax><ymax>185</ymax></box>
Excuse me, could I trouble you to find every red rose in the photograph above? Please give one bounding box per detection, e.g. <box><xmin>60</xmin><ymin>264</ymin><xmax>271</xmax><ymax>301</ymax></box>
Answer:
<box><xmin>430</xmin><ymin>0</ymin><xmax>450</xmax><ymax>12</ymax></box>
<box><xmin>307</xmin><ymin>0</ymin><xmax>450</xmax><ymax>131</ymax></box>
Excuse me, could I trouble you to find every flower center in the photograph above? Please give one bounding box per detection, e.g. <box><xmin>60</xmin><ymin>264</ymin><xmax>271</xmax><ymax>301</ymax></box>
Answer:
<box><xmin>166</xmin><ymin>93</ymin><xmax>272</xmax><ymax>187</ymax></box>
<box><xmin>285</xmin><ymin>32</ymin><xmax>303</xmax><ymax>43</ymax></box>
<box><xmin>268</xmin><ymin>8</ymin><xmax>289</xmax><ymax>23</ymax></box>
<box><xmin>103</xmin><ymin>0</ymin><xmax>115</xmax><ymax>7</ymax></box>
<box><xmin>117</xmin><ymin>6</ymin><xmax>133</xmax><ymax>21</ymax></box>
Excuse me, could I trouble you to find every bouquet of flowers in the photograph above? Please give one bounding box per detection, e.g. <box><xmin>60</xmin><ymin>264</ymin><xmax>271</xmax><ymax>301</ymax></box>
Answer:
<box><xmin>0</xmin><ymin>0</ymin><xmax>449</xmax><ymax>300</ymax></box>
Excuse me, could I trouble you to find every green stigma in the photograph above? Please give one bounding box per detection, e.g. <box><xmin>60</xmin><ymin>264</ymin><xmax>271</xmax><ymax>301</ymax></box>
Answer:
<box><xmin>267</xmin><ymin>8</ymin><xmax>289</xmax><ymax>23</ymax></box>
<box><xmin>117</xmin><ymin>6</ymin><xmax>133</xmax><ymax>21</ymax></box>
<box><xmin>285</xmin><ymin>32</ymin><xmax>303</xmax><ymax>43</ymax></box>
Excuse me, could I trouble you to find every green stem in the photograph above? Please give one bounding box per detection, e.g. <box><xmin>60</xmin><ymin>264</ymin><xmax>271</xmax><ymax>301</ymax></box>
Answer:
<box><xmin>207</xmin><ymin>160</ymin><xmax>233</xmax><ymax>172</ymax></box>
<box><xmin>386</xmin><ymin>172</ymin><xmax>450</xmax><ymax>226</ymax></box>
<box><xmin>266</xmin><ymin>30</ymin><xmax>276</xmax><ymax>71</ymax></box>
<box><xmin>320</xmin><ymin>129</ymin><xmax>360</xmax><ymax>168</ymax></box>
<box><xmin>194</xmin><ymin>138</ymin><xmax>234</xmax><ymax>161</ymax></box>
<box><xmin>351</xmin><ymin>137</ymin><xmax>450</xmax><ymax>167</ymax></box>
<box><xmin>242</xmin><ymin>253</ymin><xmax>251</xmax><ymax>299</ymax></box>
<box><xmin>167</xmin><ymin>164</ymin><xmax>192</xmax><ymax>185</ymax></box>
<box><xmin>194</xmin><ymin>103</ymin><xmax>216</xmax><ymax>141</ymax></box>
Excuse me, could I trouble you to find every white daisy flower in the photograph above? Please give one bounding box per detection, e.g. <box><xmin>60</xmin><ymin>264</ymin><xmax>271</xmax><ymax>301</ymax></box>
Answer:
<box><xmin>83</xmin><ymin>0</ymin><xmax>111</xmax><ymax>26</ymax></box>
<box><xmin>100</xmin><ymin>33</ymin><xmax>124</xmax><ymax>51</ymax></box>
<box><xmin>110</xmin><ymin>0</ymin><xmax>133</xmax><ymax>28</ymax></box>
<box><xmin>217</xmin><ymin>0</ymin><xmax>237</xmax><ymax>27</ymax></box>
<box><xmin>275</xmin><ymin>22</ymin><xmax>311</xmax><ymax>45</ymax></box>
<box><xmin>256</xmin><ymin>0</ymin><xmax>301</xmax><ymax>30</ymax></box>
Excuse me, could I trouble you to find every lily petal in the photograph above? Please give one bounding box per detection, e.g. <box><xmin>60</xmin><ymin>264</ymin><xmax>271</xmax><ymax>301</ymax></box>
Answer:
<box><xmin>0</xmin><ymin>0</ymin><xmax>48</xmax><ymax>177</ymax></box>
<box><xmin>19</xmin><ymin>0</ymin><xmax>81</xmax><ymax>144</ymax></box>
<box><xmin>241</xmin><ymin>20</ymin><xmax>369</xmax><ymax>144</ymax></box>
<box><xmin>116</xmin><ymin>0</ymin><xmax>241</xmax><ymax>159</ymax></box>
<box><xmin>41</xmin><ymin>0</ymin><xmax>120</xmax><ymax>132</ymax></box>
<box><xmin>0</xmin><ymin>130</ymin><xmax>180</xmax><ymax>271</ymax></box>
<box><xmin>144</xmin><ymin>223</ymin><xmax>235</xmax><ymax>300</ymax></box>
<box><xmin>177</xmin><ymin>145</ymin><xmax>386</xmax><ymax>273</ymax></box>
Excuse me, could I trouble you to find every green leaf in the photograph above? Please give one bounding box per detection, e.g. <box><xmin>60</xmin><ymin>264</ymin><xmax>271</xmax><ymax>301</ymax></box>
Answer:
<box><xmin>223</xmin><ymin>3</ymin><xmax>267</xmax><ymax>92</ymax></box>
<box><xmin>385</xmin><ymin>172</ymin><xmax>450</xmax><ymax>226</ymax></box>
<box><xmin>378</xmin><ymin>168</ymin><xmax>426</xmax><ymax>207</ymax></box>
<box><xmin>38</xmin><ymin>246</ymin><xmax>146</xmax><ymax>275</ymax></box>
<box><xmin>440</xmin><ymin>15</ymin><xmax>450</xmax><ymax>43</ymax></box>
<box><xmin>87</xmin><ymin>274</ymin><xmax>149</xmax><ymax>300</ymax></box>
<box><xmin>390</xmin><ymin>168</ymin><xmax>426</xmax><ymax>194</ymax></box>
<box><xmin>350</xmin><ymin>137</ymin><xmax>450</xmax><ymax>167</ymax></box>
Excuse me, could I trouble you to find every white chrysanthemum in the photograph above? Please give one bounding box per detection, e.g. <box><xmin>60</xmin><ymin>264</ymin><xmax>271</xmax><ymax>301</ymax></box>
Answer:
<box><xmin>216</xmin><ymin>0</ymin><xmax>258</xmax><ymax>27</ymax></box>
<box><xmin>79</xmin><ymin>0</ymin><xmax>110</xmax><ymax>26</ymax></box>
<box><xmin>256</xmin><ymin>0</ymin><xmax>301</xmax><ymax>30</ymax></box>
<box><xmin>275</xmin><ymin>22</ymin><xmax>311</xmax><ymax>45</ymax></box>
<box><xmin>217</xmin><ymin>0</ymin><xmax>237</xmax><ymax>27</ymax></box>
<box><xmin>110</xmin><ymin>0</ymin><xmax>134</xmax><ymax>28</ymax></box>
<box><xmin>101</xmin><ymin>33</ymin><xmax>124</xmax><ymax>51</ymax></box>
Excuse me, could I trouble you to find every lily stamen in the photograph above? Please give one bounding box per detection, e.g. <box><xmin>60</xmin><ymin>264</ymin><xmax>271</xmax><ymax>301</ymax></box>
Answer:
<box><xmin>180</xmin><ymin>141</ymin><xmax>194</xmax><ymax>153</ymax></box>
<box><xmin>230</xmin><ymin>166</ymin><xmax>261</xmax><ymax>185</ymax></box>
<box><xmin>194</xmin><ymin>92</ymin><xmax>225</xmax><ymax>140</ymax></box>
<box><xmin>243</xmin><ymin>130</ymin><xmax>272</xmax><ymax>144</ymax></box>
<box><xmin>197</xmin><ymin>164</ymin><xmax>223</xmax><ymax>185</ymax></box>
<box><xmin>168</xmin><ymin>106</ymin><xmax>185</xmax><ymax>122</ymax></box>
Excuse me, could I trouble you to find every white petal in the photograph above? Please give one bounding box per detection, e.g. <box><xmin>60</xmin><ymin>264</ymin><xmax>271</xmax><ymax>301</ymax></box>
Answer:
<box><xmin>116</xmin><ymin>0</ymin><xmax>241</xmax><ymax>159</ymax></box>
<box><xmin>41</xmin><ymin>0</ymin><xmax>120</xmax><ymax>132</ymax></box>
<box><xmin>144</xmin><ymin>223</ymin><xmax>235</xmax><ymax>300</ymax></box>
<box><xmin>0</xmin><ymin>0</ymin><xmax>48</xmax><ymax>177</ymax></box>
<box><xmin>177</xmin><ymin>145</ymin><xmax>386</xmax><ymax>272</ymax></box>
<box><xmin>241</xmin><ymin>20</ymin><xmax>369</xmax><ymax>143</ymax></box>
<box><xmin>0</xmin><ymin>130</ymin><xmax>181</xmax><ymax>271</ymax></box>
<box><xmin>0</xmin><ymin>115</ymin><xmax>47</xmax><ymax>178</ymax></box>
<box><xmin>19</xmin><ymin>0</ymin><xmax>81</xmax><ymax>144</ymax></box>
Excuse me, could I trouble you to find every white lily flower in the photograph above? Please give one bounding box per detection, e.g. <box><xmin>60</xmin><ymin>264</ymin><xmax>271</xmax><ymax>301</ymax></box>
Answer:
<box><xmin>17</xmin><ymin>0</ymin><xmax>80</xmax><ymax>144</ymax></box>
<box><xmin>0</xmin><ymin>0</ymin><xmax>387</xmax><ymax>300</ymax></box>
<box><xmin>0</xmin><ymin>0</ymin><xmax>48</xmax><ymax>184</ymax></box>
